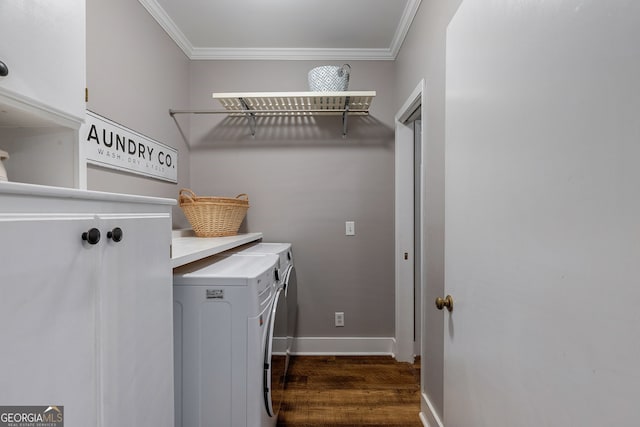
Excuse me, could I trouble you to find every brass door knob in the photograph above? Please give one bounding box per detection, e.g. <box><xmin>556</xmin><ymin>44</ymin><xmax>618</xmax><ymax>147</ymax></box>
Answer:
<box><xmin>435</xmin><ymin>295</ymin><xmax>454</xmax><ymax>312</ymax></box>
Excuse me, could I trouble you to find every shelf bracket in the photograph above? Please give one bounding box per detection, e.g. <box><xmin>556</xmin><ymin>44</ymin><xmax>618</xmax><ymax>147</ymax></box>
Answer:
<box><xmin>239</xmin><ymin>98</ymin><xmax>257</xmax><ymax>136</ymax></box>
<box><xmin>342</xmin><ymin>97</ymin><xmax>351</xmax><ymax>137</ymax></box>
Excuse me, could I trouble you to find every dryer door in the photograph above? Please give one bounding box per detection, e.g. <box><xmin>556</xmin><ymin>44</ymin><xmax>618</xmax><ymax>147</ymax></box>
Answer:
<box><xmin>264</xmin><ymin>286</ymin><xmax>287</xmax><ymax>417</ymax></box>
<box><xmin>283</xmin><ymin>265</ymin><xmax>298</xmax><ymax>357</ymax></box>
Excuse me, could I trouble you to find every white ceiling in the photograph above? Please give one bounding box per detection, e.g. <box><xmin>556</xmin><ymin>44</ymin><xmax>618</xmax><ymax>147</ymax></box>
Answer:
<box><xmin>138</xmin><ymin>0</ymin><xmax>421</xmax><ymax>60</ymax></box>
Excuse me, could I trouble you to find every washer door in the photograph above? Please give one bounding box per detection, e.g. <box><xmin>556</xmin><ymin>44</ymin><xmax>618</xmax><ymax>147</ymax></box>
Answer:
<box><xmin>264</xmin><ymin>286</ymin><xmax>287</xmax><ymax>417</ymax></box>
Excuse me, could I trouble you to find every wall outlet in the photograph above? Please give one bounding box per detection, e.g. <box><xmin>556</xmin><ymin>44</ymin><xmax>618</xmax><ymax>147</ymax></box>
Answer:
<box><xmin>335</xmin><ymin>311</ymin><xmax>345</xmax><ymax>327</ymax></box>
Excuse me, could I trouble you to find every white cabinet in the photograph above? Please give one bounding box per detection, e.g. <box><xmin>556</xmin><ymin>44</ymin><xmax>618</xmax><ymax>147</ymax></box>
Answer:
<box><xmin>0</xmin><ymin>1</ymin><xmax>86</xmax><ymax>189</ymax></box>
<box><xmin>0</xmin><ymin>0</ymin><xmax>86</xmax><ymax>125</ymax></box>
<box><xmin>0</xmin><ymin>215</ymin><xmax>99</xmax><ymax>425</ymax></box>
<box><xmin>0</xmin><ymin>182</ymin><xmax>175</xmax><ymax>427</ymax></box>
<box><xmin>98</xmin><ymin>214</ymin><xmax>174</xmax><ymax>426</ymax></box>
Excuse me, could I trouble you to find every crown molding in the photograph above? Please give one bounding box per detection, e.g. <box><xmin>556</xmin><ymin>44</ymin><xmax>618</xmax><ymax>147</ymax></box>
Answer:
<box><xmin>189</xmin><ymin>47</ymin><xmax>396</xmax><ymax>61</ymax></box>
<box><xmin>390</xmin><ymin>0</ymin><xmax>422</xmax><ymax>58</ymax></box>
<box><xmin>138</xmin><ymin>0</ymin><xmax>192</xmax><ymax>57</ymax></box>
<box><xmin>138</xmin><ymin>0</ymin><xmax>421</xmax><ymax>61</ymax></box>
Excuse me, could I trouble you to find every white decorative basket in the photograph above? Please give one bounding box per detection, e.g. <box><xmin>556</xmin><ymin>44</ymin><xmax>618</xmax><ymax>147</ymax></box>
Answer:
<box><xmin>308</xmin><ymin>64</ymin><xmax>351</xmax><ymax>91</ymax></box>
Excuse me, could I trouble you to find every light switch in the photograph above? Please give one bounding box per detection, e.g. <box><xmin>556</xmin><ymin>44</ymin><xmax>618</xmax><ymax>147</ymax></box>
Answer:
<box><xmin>345</xmin><ymin>221</ymin><xmax>355</xmax><ymax>236</ymax></box>
<box><xmin>335</xmin><ymin>312</ymin><xmax>345</xmax><ymax>327</ymax></box>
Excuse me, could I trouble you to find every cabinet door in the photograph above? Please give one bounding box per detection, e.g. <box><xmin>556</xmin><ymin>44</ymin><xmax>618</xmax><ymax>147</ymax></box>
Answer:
<box><xmin>98</xmin><ymin>214</ymin><xmax>174</xmax><ymax>427</ymax></box>
<box><xmin>0</xmin><ymin>0</ymin><xmax>85</xmax><ymax>122</ymax></box>
<box><xmin>0</xmin><ymin>215</ymin><xmax>98</xmax><ymax>426</ymax></box>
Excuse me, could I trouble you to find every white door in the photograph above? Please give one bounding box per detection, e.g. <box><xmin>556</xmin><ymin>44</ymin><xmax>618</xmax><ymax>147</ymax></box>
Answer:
<box><xmin>0</xmin><ymin>215</ymin><xmax>98</xmax><ymax>426</ymax></box>
<box><xmin>98</xmin><ymin>214</ymin><xmax>174</xmax><ymax>427</ymax></box>
<box><xmin>444</xmin><ymin>0</ymin><xmax>640</xmax><ymax>425</ymax></box>
<box><xmin>413</xmin><ymin>119</ymin><xmax>422</xmax><ymax>356</ymax></box>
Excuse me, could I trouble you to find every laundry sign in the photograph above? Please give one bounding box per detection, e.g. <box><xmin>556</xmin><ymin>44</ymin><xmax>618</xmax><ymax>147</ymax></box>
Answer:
<box><xmin>81</xmin><ymin>111</ymin><xmax>178</xmax><ymax>183</ymax></box>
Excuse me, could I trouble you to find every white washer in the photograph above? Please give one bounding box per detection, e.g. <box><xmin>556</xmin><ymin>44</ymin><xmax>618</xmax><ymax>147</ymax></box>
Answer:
<box><xmin>173</xmin><ymin>254</ymin><xmax>280</xmax><ymax>427</ymax></box>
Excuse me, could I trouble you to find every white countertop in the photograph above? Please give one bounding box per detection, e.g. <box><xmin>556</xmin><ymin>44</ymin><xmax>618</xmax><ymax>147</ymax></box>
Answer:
<box><xmin>171</xmin><ymin>231</ymin><xmax>263</xmax><ymax>268</ymax></box>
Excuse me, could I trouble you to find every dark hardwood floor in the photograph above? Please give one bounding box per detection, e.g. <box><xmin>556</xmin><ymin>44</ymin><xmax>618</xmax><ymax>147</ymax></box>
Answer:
<box><xmin>277</xmin><ymin>356</ymin><xmax>422</xmax><ymax>427</ymax></box>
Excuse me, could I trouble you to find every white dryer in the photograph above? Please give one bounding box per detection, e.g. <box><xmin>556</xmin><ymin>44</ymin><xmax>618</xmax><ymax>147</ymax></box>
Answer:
<box><xmin>173</xmin><ymin>254</ymin><xmax>280</xmax><ymax>427</ymax></box>
<box><xmin>231</xmin><ymin>243</ymin><xmax>298</xmax><ymax>376</ymax></box>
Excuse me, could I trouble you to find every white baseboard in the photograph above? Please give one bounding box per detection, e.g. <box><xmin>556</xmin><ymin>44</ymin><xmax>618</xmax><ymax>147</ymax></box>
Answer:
<box><xmin>419</xmin><ymin>412</ymin><xmax>429</xmax><ymax>427</ymax></box>
<box><xmin>291</xmin><ymin>336</ymin><xmax>395</xmax><ymax>355</ymax></box>
<box><xmin>419</xmin><ymin>392</ymin><xmax>444</xmax><ymax>427</ymax></box>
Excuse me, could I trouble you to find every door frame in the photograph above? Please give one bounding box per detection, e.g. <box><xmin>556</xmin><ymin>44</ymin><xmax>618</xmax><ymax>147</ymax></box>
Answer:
<box><xmin>394</xmin><ymin>80</ymin><xmax>425</xmax><ymax>363</ymax></box>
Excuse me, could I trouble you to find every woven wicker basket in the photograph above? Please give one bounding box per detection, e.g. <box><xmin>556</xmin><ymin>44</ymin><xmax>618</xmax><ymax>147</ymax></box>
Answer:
<box><xmin>179</xmin><ymin>188</ymin><xmax>249</xmax><ymax>237</ymax></box>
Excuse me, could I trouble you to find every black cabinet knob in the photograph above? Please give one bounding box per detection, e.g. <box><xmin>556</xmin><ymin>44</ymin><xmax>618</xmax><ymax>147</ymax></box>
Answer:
<box><xmin>107</xmin><ymin>227</ymin><xmax>123</xmax><ymax>242</ymax></box>
<box><xmin>0</xmin><ymin>61</ymin><xmax>8</xmax><ymax>77</ymax></box>
<box><xmin>82</xmin><ymin>228</ymin><xmax>101</xmax><ymax>245</ymax></box>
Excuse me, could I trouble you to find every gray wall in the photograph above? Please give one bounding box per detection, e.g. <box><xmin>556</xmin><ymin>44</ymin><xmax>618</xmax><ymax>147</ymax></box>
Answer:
<box><xmin>185</xmin><ymin>60</ymin><xmax>396</xmax><ymax>337</ymax></box>
<box><xmin>86</xmin><ymin>0</ymin><xmax>191</xmax><ymax>227</ymax></box>
<box><xmin>86</xmin><ymin>2</ymin><xmax>398</xmax><ymax>339</ymax></box>
<box><xmin>394</xmin><ymin>0</ymin><xmax>463</xmax><ymax>419</ymax></box>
